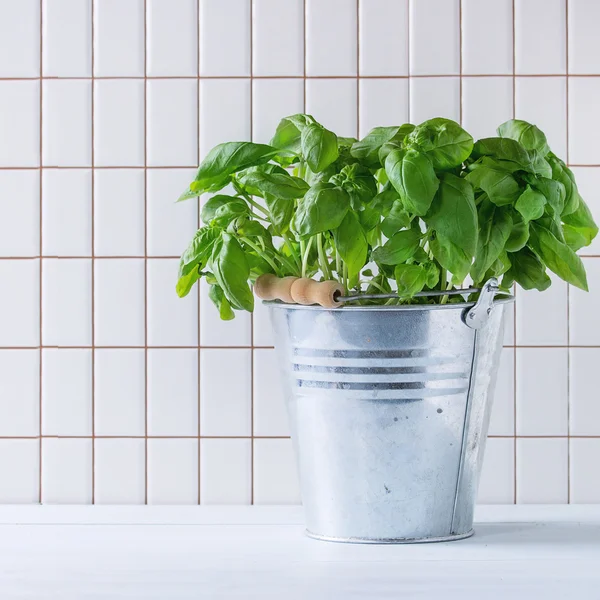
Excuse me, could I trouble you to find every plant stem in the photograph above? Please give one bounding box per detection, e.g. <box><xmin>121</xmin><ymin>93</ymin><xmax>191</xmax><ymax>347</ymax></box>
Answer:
<box><xmin>317</xmin><ymin>233</ymin><xmax>332</xmax><ymax>280</ymax></box>
<box><xmin>282</xmin><ymin>232</ymin><xmax>301</xmax><ymax>272</ymax></box>
<box><xmin>274</xmin><ymin>252</ymin><xmax>299</xmax><ymax>276</ymax></box>
<box><xmin>240</xmin><ymin>191</ymin><xmax>270</xmax><ymax>217</ymax></box>
<box><xmin>335</xmin><ymin>247</ymin><xmax>342</xmax><ymax>281</ymax></box>
<box><xmin>241</xmin><ymin>237</ymin><xmax>281</xmax><ymax>276</ymax></box>
<box><xmin>343</xmin><ymin>262</ymin><xmax>348</xmax><ymax>292</ymax></box>
<box><xmin>441</xmin><ymin>280</ymin><xmax>453</xmax><ymax>305</ymax></box>
<box><xmin>301</xmin><ymin>237</ymin><xmax>313</xmax><ymax>279</ymax></box>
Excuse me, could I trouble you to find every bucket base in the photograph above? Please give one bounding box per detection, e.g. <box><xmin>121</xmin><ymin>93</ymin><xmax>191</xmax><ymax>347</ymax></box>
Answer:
<box><xmin>305</xmin><ymin>528</ymin><xmax>475</xmax><ymax>544</ymax></box>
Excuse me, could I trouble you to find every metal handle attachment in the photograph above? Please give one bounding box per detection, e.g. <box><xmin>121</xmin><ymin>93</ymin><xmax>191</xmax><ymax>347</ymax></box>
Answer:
<box><xmin>461</xmin><ymin>278</ymin><xmax>499</xmax><ymax>330</ymax></box>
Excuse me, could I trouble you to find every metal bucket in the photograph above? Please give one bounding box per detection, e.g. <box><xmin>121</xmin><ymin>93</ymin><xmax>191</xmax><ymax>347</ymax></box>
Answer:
<box><xmin>267</xmin><ymin>287</ymin><xmax>513</xmax><ymax>543</ymax></box>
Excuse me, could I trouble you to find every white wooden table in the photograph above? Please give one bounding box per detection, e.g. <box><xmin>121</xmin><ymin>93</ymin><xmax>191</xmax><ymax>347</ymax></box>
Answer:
<box><xmin>0</xmin><ymin>505</ymin><xmax>598</xmax><ymax>599</ymax></box>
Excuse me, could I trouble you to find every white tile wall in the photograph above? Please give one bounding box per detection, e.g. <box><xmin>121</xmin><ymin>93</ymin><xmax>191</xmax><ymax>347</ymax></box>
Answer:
<box><xmin>0</xmin><ymin>0</ymin><xmax>598</xmax><ymax>506</ymax></box>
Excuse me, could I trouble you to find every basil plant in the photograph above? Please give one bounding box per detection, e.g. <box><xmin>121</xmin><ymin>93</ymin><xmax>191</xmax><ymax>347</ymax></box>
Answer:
<box><xmin>176</xmin><ymin>115</ymin><xmax>597</xmax><ymax>320</ymax></box>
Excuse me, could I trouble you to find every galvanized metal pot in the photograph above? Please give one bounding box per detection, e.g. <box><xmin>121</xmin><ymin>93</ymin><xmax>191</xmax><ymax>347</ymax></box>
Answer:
<box><xmin>267</xmin><ymin>287</ymin><xmax>513</xmax><ymax>544</ymax></box>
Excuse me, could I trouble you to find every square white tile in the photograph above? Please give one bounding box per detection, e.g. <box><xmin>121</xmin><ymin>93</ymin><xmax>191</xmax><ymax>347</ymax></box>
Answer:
<box><xmin>461</xmin><ymin>77</ymin><xmax>513</xmax><ymax>141</ymax></box>
<box><xmin>252</xmin><ymin>301</ymin><xmax>274</xmax><ymax>348</ymax></box>
<box><xmin>0</xmin><ymin>440</ymin><xmax>39</xmax><ymax>504</ymax></box>
<box><xmin>515</xmin><ymin>0</ymin><xmax>566</xmax><ymax>74</ymax></box>
<box><xmin>516</xmin><ymin>438</ymin><xmax>568</xmax><ymax>503</ymax></box>
<box><xmin>147</xmin><ymin>79</ymin><xmax>198</xmax><ymax>167</ymax></box>
<box><xmin>93</xmin><ymin>0</ymin><xmax>144</xmax><ymax>76</ymax></box>
<box><xmin>252</xmin><ymin>0</ymin><xmax>303</xmax><ymax>76</ymax></box>
<box><xmin>199</xmin><ymin>79</ymin><xmax>251</xmax><ymax>158</ymax></box>
<box><xmin>253</xmin><ymin>438</ymin><xmax>301</xmax><ymax>505</ymax></box>
<box><xmin>478</xmin><ymin>437</ymin><xmax>514</xmax><ymax>504</ymax></box>
<box><xmin>516</xmin><ymin>348</ymin><xmax>568</xmax><ymax>436</ymax></box>
<box><xmin>94</xmin><ymin>438</ymin><xmax>145</xmax><ymax>504</ymax></box>
<box><xmin>0</xmin><ymin>350</ymin><xmax>39</xmax><ymax>436</ymax></box>
<box><xmin>306</xmin><ymin>0</ymin><xmax>357</xmax><ymax>76</ymax></box>
<box><xmin>0</xmin><ymin>259</ymin><xmax>39</xmax><ymax>347</ymax></box>
<box><xmin>488</xmin><ymin>348</ymin><xmax>514</xmax><ymax>437</ymax></box>
<box><xmin>305</xmin><ymin>79</ymin><xmax>357</xmax><ymax>137</ymax></box>
<box><xmin>569</xmin><ymin>168</ymin><xmax>600</xmax><ymax>255</ymax></box>
<box><xmin>252</xmin><ymin>79</ymin><xmax>304</xmax><ymax>145</ymax></box>
<box><xmin>42</xmin><ymin>0</ymin><xmax>91</xmax><ymax>77</ymax></box>
<box><xmin>147</xmin><ymin>169</ymin><xmax>197</xmax><ymax>256</ymax></box>
<box><xmin>94</xmin><ymin>349</ymin><xmax>145</xmax><ymax>436</ymax></box>
<box><xmin>94</xmin><ymin>259</ymin><xmax>145</xmax><ymax>346</ymax></box>
<box><xmin>0</xmin><ymin>81</ymin><xmax>40</xmax><ymax>167</ymax></box>
<box><xmin>569</xmin><ymin>258</ymin><xmax>600</xmax><ymax>346</ymax></box>
<box><xmin>41</xmin><ymin>349</ymin><xmax>92</xmax><ymax>436</ymax></box>
<box><xmin>0</xmin><ymin>170</ymin><xmax>39</xmax><ymax>257</ymax></box>
<box><xmin>200</xmin><ymin>439</ymin><xmax>251</xmax><ymax>505</ymax></box>
<box><xmin>515</xmin><ymin>77</ymin><xmax>567</xmax><ymax>160</ymax></box>
<box><xmin>504</xmin><ymin>300</ymin><xmax>515</xmax><ymax>346</ymax></box>
<box><xmin>94</xmin><ymin>80</ymin><xmax>145</xmax><ymax>167</ymax></box>
<box><xmin>569</xmin><ymin>348</ymin><xmax>600</xmax><ymax>436</ymax></box>
<box><xmin>567</xmin><ymin>0</ymin><xmax>600</xmax><ymax>75</ymax></box>
<box><xmin>42</xmin><ymin>258</ymin><xmax>92</xmax><ymax>346</ymax></box>
<box><xmin>42</xmin><ymin>80</ymin><xmax>92</xmax><ymax>167</ymax></box>
<box><xmin>199</xmin><ymin>0</ymin><xmax>250</xmax><ymax>76</ymax></box>
<box><xmin>359</xmin><ymin>0</ymin><xmax>408</xmax><ymax>76</ymax></box>
<box><xmin>148</xmin><ymin>349</ymin><xmax>198</xmax><ymax>436</ymax></box>
<box><xmin>410</xmin><ymin>0</ymin><xmax>459</xmax><ymax>75</ymax></box>
<box><xmin>568</xmin><ymin>78</ymin><xmax>600</xmax><ymax>165</ymax></box>
<box><xmin>516</xmin><ymin>274</ymin><xmax>568</xmax><ymax>346</ymax></box>
<box><xmin>147</xmin><ymin>438</ymin><xmax>198</xmax><ymax>505</ymax></box>
<box><xmin>146</xmin><ymin>258</ymin><xmax>198</xmax><ymax>346</ymax></box>
<box><xmin>42</xmin><ymin>169</ymin><xmax>92</xmax><ymax>256</ymax></box>
<box><xmin>253</xmin><ymin>349</ymin><xmax>289</xmax><ymax>437</ymax></box>
<box><xmin>146</xmin><ymin>0</ymin><xmax>197</xmax><ymax>76</ymax></box>
<box><xmin>200</xmin><ymin>349</ymin><xmax>251</xmax><ymax>436</ymax></box>
<box><xmin>200</xmin><ymin>280</ymin><xmax>252</xmax><ymax>346</ymax></box>
<box><xmin>94</xmin><ymin>169</ymin><xmax>145</xmax><ymax>257</ymax></box>
<box><xmin>358</xmin><ymin>79</ymin><xmax>409</xmax><ymax>138</ymax></box>
<box><xmin>409</xmin><ymin>77</ymin><xmax>460</xmax><ymax>124</ymax></box>
<box><xmin>570</xmin><ymin>439</ymin><xmax>600</xmax><ymax>503</ymax></box>
<box><xmin>0</xmin><ymin>0</ymin><xmax>39</xmax><ymax>77</ymax></box>
<box><xmin>41</xmin><ymin>438</ymin><xmax>92</xmax><ymax>504</ymax></box>
<box><xmin>462</xmin><ymin>0</ymin><xmax>512</xmax><ymax>75</ymax></box>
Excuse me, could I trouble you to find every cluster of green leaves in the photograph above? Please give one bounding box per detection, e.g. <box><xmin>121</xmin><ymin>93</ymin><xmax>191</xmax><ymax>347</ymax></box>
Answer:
<box><xmin>176</xmin><ymin>114</ymin><xmax>598</xmax><ymax>319</ymax></box>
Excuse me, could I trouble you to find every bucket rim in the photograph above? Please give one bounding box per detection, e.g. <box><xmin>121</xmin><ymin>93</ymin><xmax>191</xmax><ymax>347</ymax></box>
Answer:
<box><xmin>263</xmin><ymin>294</ymin><xmax>515</xmax><ymax>312</ymax></box>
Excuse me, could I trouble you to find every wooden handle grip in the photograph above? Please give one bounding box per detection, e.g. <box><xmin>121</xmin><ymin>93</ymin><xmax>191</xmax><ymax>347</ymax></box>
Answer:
<box><xmin>253</xmin><ymin>274</ymin><xmax>299</xmax><ymax>303</ymax></box>
<box><xmin>290</xmin><ymin>278</ymin><xmax>345</xmax><ymax>308</ymax></box>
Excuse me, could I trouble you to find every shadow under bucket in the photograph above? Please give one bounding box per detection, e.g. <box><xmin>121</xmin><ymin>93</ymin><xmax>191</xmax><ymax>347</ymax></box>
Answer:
<box><xmin>267</xmin><ymin>290</ymin><xmax>513</xmax><ymax>543</ymax></box>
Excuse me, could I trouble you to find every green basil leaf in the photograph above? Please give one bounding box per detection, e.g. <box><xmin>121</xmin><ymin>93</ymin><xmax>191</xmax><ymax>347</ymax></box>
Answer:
<box><xmin>208</xmin><ymin>284</ymin><xmax>235</xmax><ymax>320</ymax></box>
<box><xmin>465</xmin><ymin>165</ymin><xmax>521</xmax><ymax>206</ymax></box>
<box><xmin>301</xmin><ymin>123</ymin><xmax>339</xmax><ymax>173</ymax></box>
<box><xmin>524</xmin><ymin>175</ymin><xmax>566</xmax><ymax>217</ymax></box>
<box><xmin>484</xmin><ymin>250</ymin><xmax>512</xmax><ymax>279</ymax></box>
<box><xmin>210</xmin><ymin>233</ymin><xmax>254</xmax><ymax>311</ymax></box>
<box><xmin>358</xmin><ymin>204</ymin><xmax>380</xmax><ymax>232</ymax></box>
<box><xmin>394</xmin><ymin>264</ymin><xmax>427</xmax><ymax>297</ymax></box>
<box><xmin>548</xmin><ymin>154</ymin><xmax>580</xmax><ymax>216</ymax></box>
<box><xmin>201</xmin><ymin>195</ymin><xmax>240</xmax><ymax>224</ymax></box>
<box><xmin>385</xmin><ymin>149</ymin><xmax>439</xmax><ymax>216</ymax></box>
<box><xmin>265</xmin><ymin>195</ymin><xmax>294</xmax><ymax>235</ymax></box>
<box><xmin>430</xmin><ymin>233</ymin><xmax>472</xmax><ymax>283</ymax></box>
<box><xmin>179</xmin><ymin>227</ymin><xmax>221</xmax><ymax>276</ymax></box>
<box><xmin>210</xmin><ymin>199</ymin><xmax>249</xmax><ymax>228</ymax></box>
<box><xmin>333</xmin><ymin>211</ymin><xmax>368</xmax><ymax>281</ymax></box>
<box><xmin>270</xmin><ymin>116</ymin><xmax>306</xmax><ymax>155</ymax></box>
<box><xmin>505</xmin><ymin>212</ymin><xmax>530</xmax><ymax>252</ymax></box>
<box><xmin>471</xmin><ymin>137</ymin><xmax>533</xmax><ymax>170</ymax></box>
<box><xmin>470</xmin><ymin>200</ymin><xmax>512</xmax><ymax>284</ymax></box>
<box><xmin>515</xmin><ymin>186</ymin><xmax>546</xmax><ymax>222</ymax></box>
<box><xmin>427</xmin><ymin>172</ymin><xmax>478</xmax><ymax>258</ymax></box>
<box><xmin>294</xmin><ymin>183</ymin><xmax>350</xmax><ymax>238</ymax></box>
<box><xmin>351</xmin><ymin>124</ymin><xmax>415</xmax><ymax>168</ymax></box>
<box><xmin>381</xmin><ymin>200</ymin><xmax>411</xmax><ymax>238</ymax></box>
<box><xmin>371</xmin><ymin>229</ymin><xmax>421</xmax><ymax>265</ymax></box>
<box><xmin>561</xmin><ymin>197</ymin><xmax>599</xmax><ymax>248</ymax></box>
<box><xmin>424</xmin><ymin>262</ymin><xmax>440</xmax><ymax>288</ymax></box>
<box><xmin>407</xmin><ymin>118</ymin><xmax>474</xmax><ymax>169</ymax></box>
<box><xmin>176</xmin><ymin>267</ymin><xmax>201</xmax><ymax>298</ymax></box>
<box><xmin>529</xmin><ymin>222</ymin><xmax>588</xmax><ymax>290</ymax></box>
<box><xmin>505</xmin><ymin>247</ymin><xmax>551</xmax><ymax>291</ymax></box>
<box><xmin>236</xmin><ymin>167</ymin><xmax>309</xmax><ymax>199</ymax></box>
<box><xmin>497</xmin><ymin>119</ymin><xmax>550</xmax><ymax>155</ymax></box>
<box><xmin>192</xmin><ymin>142</ymin><xmax>278</xmax><ymax>195</ymax></box>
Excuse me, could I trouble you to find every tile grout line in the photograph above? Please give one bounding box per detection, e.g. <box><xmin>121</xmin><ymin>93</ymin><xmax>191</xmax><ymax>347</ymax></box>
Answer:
<box><xmin>38</xmin><ymin>0</ymin><xmax>43</xmax><ymax>505</ymax></box>
<box><xmin>459</xmin><ymin>0</ymin><xmax>463</xmax><ymax>125</ymax></box>
<box><xmin>406</xmin><ymin>0</ymin><xmax>410</xmax><ymax>122</ymax></box>
<box><xmin>512</xmin><ymin>0</ymin><xmax>518</xmax><ymax>505</ymax></box>
<box><xmin>90</xmin><ymin>0</ymin><xmax>96</xmax><ymax>505</ymax></box>
<box><xmin>565</xmin><ymin>0</ymin><xmax>571</xmax><ymax>504</ymax></box>
<box><xmin>143</xmin><ymin>0</ymin><xmax>149</xmax><ymax>506</ymax></box>
<box><xmin>356</xmin><ymin>0</ymin><xmax>360</xmax><ymax>137</ymax></box>
<box><xmin>249</xmin><ymin>0</ymin><xmax>255</xmax><ymax>506</ymax></box>
<box><xmin>197</xmin><ymin>0</ymin><xmax>202</xmax><ymax>506</ymax></box>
